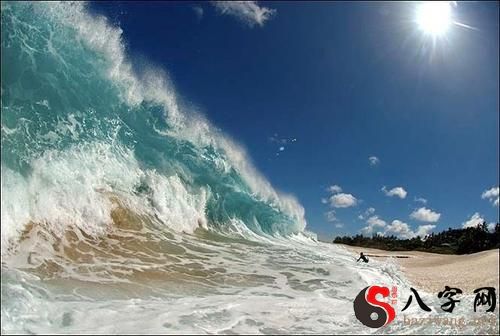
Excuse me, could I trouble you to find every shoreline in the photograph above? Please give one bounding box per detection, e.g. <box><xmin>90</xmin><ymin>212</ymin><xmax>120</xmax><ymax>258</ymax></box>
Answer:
<box><xmin>335</xmin><ymin>244</ymin><xmax>499</xmax><ymax>293</ymax></box>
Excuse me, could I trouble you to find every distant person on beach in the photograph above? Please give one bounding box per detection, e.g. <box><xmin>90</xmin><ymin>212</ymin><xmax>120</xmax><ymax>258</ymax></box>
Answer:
<box><xmin>357</xmin><ymin>252</ymin><xmax>369</xmax><ymax>263</ymax></box>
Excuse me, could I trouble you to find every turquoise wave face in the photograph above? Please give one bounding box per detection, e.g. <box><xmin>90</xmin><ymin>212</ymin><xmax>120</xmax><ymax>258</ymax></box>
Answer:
<box><xmin>1</xmin><ymin>1</ymin><xmax>306</xmax><ymax>247</ymax></box>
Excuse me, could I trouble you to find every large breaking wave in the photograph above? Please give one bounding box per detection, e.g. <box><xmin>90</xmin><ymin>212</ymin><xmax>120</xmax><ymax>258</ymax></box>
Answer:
<box><xmin>1</xmin><ymin>1</ymin><xmax>307</xmax><ymax>256</ymax></box>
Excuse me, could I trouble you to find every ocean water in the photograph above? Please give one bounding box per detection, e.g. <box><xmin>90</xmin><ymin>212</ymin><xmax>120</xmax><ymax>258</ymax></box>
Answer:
<box><xmin>1</xmin><ymin>2</ymin><xmax>498</xmax><ymax>334</ymax></box>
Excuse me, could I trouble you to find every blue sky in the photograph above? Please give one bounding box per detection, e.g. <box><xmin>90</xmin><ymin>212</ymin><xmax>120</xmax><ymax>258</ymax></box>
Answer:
<box><xmin>89</xmin><ymin>1</ymin><xmax>499</xmax><ymax>241</ymax></box>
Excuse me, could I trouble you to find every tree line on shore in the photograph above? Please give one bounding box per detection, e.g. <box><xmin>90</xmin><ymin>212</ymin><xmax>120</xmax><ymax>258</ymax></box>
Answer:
<box><xmin>333</xmin><ymin>222</ymin><xmax>500</xmax><ymax>254</ymax></box>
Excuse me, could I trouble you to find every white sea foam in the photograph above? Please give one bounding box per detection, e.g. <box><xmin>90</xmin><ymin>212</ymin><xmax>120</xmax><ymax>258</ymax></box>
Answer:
<box><xmin>3</xmin><ymin>238</ymin><xmax>496</xmax><ymax>334</ymax></box>
<box><xmin>0</xmin><ymin>142</ymin><xmax>209</xmax><ymax>255</ymax></box>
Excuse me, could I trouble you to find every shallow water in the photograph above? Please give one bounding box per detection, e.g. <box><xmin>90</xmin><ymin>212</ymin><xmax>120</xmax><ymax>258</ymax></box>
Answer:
<box><xmin>2</xmin><ymin>217</ymin><xmax>497</xmax><ymax>334</ymax></box>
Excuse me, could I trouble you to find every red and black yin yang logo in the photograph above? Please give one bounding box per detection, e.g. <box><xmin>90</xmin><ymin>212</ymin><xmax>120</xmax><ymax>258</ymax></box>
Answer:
<box><xmin>353</xmin><ymin>286</ymin><xmax>396</xmax><ymax>328</ymax></box>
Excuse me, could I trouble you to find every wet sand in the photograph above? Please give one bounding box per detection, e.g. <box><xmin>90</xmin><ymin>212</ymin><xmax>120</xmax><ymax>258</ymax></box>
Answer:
<box><xmin>336</xmin><ymin>244</ymin><xmax>499</xmax><ymax>293</ymax></box>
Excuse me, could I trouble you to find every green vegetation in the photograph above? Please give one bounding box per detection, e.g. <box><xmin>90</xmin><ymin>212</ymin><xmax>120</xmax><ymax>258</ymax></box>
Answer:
<box><xmin>333</xmin><ymin>222</ymin><xmax>500</xmax><ymax>254</ymax></box>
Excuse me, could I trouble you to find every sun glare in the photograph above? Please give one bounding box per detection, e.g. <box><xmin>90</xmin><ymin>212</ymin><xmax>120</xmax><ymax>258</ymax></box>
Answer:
<box><xmin>416</xmin><ymin>1</ymin><xmax>452</xmax><ymax>37</ymax></box>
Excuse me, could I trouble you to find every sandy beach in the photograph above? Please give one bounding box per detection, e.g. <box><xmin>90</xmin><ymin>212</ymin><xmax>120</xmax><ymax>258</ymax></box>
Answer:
<box><xmin>336</xmin><ymin>244</ymin><xmax>499</xmax><ymax>293</ymax></box>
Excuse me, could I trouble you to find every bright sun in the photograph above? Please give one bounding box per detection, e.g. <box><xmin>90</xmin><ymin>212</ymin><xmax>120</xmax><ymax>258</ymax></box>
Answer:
<box><xmin>416</xmin><ymin>1</ymin><xmax>452</xmax><ymax>37</ymax></box>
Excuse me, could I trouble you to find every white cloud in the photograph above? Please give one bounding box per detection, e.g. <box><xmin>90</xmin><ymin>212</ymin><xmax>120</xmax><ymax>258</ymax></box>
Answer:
<box><xmin>361</xmin><ymin>215</ymin><xmax>436</xmax><ymax>239</ymax></box>
<box><xmin>360</xmin><ymin>226</ymin><xmax>374</xmax><ymax>236</ymax></box>
<box><xmin>325</xmin><ymin>210</ymin><xmax>337</xmax><ymax>222</ymax></box>
<box><xmin>360</xmin><ymin>215</ymin><xmax>386</xmax><ymax>235</ymax></box>
<box><xmin>462</xmin><ymin>212</ymin><xmax>485</xmax><ymax>228</ymax></box>
<box><xmin>327</xmin><ymin>185</ymin><xmax>342</xmax><ymax>194</ymax></box>
<box><xmin>385</xmin><ymin>220</ymin><xmax>415</xmax><ymax>239</ymax></box>
<box><xmin>415</xmin><ymin>224</ymin><xmax>436</xmax><ymax>238</ymax></box>
<box><xmin>410</xmin><ymin>207</ymin><xmax>441</xmax><ymax>223</ymax></box>
<box><xmin>358</xmin><ymin>207</ymin><xmax>375</xmax><ymax>220</ymax></box>
<box><xmin>414</xmin><ymin>197</ymin><xmax>428</xmax><ymax>204</ymax></box>
<box><xmin>482</xmin><ymin>186</ymin><xmax>499</xmax><ymax>199</ymax></box>
<box><xmin>369</xmin><ymin>156</ymin><xmax>380</xmax><ymax>166</ymax></box>
<box><xmin>385</xmin><ymin>221</ymin><xmax>436</xmax><ymax>239</ymax></box>
<box><xmin>192</xmin><ymin>6</ymin><xmax>204</xmax><ymax>20</ymax></box>
<box><xmin>367</xmin><ymin>216</ymin><xmax>386</xmax><ymax>227</ymax></box>
<box><xmin>487</xmin><ymin>223</ymin><xmax>496</xmax><ymax>232</ymax></box>
<box><xmin>329</xmin><ymin>193</ymin><xmax>358</xmax><ymax>208</ymax></box>
<box><xmin>212</xmin><ymin>1</ymin><xmax>276</xmax><ymax>27</ymax></box>
<box><xmin>321</xmin><ymin>198</ymin><xmax>328</xmax><ymax>204</ymax></box>
<box><xmin>481</xmin><ymin>186</ymin><xmax>499</xmax><ymax>207</ymax></box>
<box><xmin>382</xmin><ymin>186</ymin><xmax>407</xmax><ymax>199</ymax></box>
<box><xmin>325</xmin><ymin>209</ymin><xmax>343</xmax><ymax>228</ymax></box>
